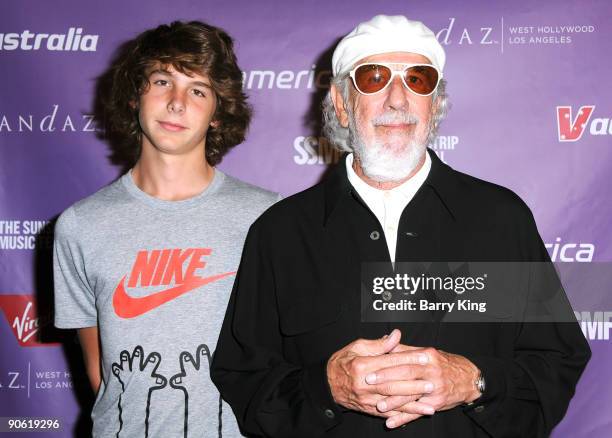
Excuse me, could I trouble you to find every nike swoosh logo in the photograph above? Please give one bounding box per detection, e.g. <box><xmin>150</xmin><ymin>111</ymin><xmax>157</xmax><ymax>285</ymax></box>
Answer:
<box><xmin>113</xmin><ymin>272</ymin><xmax>235</xmax><ymax>318</ymax></box>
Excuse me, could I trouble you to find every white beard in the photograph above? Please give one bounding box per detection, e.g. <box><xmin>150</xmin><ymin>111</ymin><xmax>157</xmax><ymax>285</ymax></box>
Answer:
<box><xmin>349</xmin><ymin>111</ymin><xmax>429</xmax><ymax>183</ymax></box>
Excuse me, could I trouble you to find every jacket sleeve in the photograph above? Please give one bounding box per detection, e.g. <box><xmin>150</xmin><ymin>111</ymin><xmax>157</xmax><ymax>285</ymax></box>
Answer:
<box><xmin>461</xmin><ymin>203</ymin><xmax>591</xmax><ymax>437</ymax></box>
<box><xmin>211</xmin><ymin>222</ymin><xmax>342</xmax><ymax>438</ymax></box>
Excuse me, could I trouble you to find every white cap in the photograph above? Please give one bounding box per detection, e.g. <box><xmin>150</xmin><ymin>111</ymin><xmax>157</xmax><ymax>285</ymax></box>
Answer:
<box><xmin>331</xmin><ymin>15</ymin><xmax>446</xmax><ymax>76</ymax></box>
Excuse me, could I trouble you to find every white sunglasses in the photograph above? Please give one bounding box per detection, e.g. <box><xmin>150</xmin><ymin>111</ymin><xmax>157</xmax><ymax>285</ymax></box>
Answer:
<box><xmin>349</xmin><ymin>62</ymin><xmax>442</xmax><ymax>96</ymax></box>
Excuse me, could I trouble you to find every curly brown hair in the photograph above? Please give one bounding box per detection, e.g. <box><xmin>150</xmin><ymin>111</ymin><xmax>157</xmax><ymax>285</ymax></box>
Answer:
<box><xmin>101</xmin><ymin>21</ymin><xmax>251</xmax><ymax>166</ymax></box>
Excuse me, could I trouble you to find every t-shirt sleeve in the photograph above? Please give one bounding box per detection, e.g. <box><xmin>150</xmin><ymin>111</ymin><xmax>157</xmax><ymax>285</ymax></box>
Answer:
<box><xmin>53</xmin><ymin>207</ymin><xmax>97</xmax><ymax>329</ymax></box>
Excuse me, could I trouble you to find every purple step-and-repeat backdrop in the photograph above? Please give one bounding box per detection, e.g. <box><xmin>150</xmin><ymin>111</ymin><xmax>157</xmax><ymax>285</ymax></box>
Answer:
<box><xmin>1</xmin><ymin>0</ymin><xmax>610</xmax><ymax>436</ymax></box>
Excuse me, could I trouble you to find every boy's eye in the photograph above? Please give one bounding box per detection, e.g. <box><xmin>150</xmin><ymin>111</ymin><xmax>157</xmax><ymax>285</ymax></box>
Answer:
<box><xmin>153</xmin><ymin>79</ymin><xmax>169</xmax><ymax>86</ymax></box>
<box><xmin>193</xmin><ymin>89</ymin><xmax>206</xmax><ymax>97</ymax></box>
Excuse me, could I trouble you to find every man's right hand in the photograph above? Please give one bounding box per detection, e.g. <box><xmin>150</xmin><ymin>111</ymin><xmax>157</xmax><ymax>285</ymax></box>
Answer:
<box><xmin>326</xmin><ymin>329</ymin><xmax>435</xmax><ymax>420</ymax></box>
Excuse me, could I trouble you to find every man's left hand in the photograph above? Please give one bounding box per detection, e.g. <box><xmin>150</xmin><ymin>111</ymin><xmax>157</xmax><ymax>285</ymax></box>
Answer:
<box><xmin>366</xmin><ymin>345</ymin><xmax>482</xmax><ymax>429</ymax></box>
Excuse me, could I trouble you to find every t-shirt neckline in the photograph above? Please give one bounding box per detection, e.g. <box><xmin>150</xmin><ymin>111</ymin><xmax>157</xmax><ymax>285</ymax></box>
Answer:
<box><xmin>120</xmin><ymin>168</ymin><xmax>225</xmax><ymax>211</ymax></box>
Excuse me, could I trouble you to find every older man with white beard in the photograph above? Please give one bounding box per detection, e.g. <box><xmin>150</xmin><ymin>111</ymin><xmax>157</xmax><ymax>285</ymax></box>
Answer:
<box><xmin>212</xmin><ymin>15</ymin><xmax>590</xmax><ymax>438</ymax></box>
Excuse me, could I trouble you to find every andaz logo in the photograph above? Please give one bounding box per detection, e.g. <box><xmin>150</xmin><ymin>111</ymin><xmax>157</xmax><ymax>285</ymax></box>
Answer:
<box><xmin>0</xmin><ymin>295</ymin><xmax>54</xmax><ymax>347</ymax></box>
<box><xmin>557</xmin><ymin>105</ymin><xmax>612</xmax><ymax>141</ymax></box>
<box><xmin>113</xmin><ymin>248</ymin><xmax>235</xmax><ymax>318</ymax></box>
<box><xmin>435</xmin><ymin>18</ymin><xmax>497</xmax><ymax>46</ymax></box>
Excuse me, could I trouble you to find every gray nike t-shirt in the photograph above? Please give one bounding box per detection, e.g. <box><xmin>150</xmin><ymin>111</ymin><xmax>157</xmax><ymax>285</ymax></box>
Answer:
<box><xmin>54</xmin><ymin>170</ymin><xmax>279</xmax><ymax>438</ymax></box>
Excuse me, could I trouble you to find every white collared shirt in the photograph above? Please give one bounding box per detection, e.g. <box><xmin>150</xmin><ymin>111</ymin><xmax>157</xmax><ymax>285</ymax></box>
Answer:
<box><xmin>346</xmin><ymin>152</ymin><xmax>431</xmax><ymax>262</ymax></box>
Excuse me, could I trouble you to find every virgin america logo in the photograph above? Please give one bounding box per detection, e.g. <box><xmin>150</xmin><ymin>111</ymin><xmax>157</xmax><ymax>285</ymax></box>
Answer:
<box><xmin>0</xmin><ymin>295</ymin><xmax>54</xmax><ymax>347</ymax></box>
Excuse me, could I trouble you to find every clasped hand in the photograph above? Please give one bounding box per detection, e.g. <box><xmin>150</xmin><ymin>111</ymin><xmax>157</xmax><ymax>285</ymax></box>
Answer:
<box><xmin>326</xmin><ymin>329</ymin><xmax>481</xmax><ymax>428</ymax></box>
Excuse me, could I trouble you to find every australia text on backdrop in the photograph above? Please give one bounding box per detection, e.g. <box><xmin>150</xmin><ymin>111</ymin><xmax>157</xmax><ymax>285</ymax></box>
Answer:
<box><xmin>0</xmin><ymin>28</ymin><xmax>98</xmax><ymax>51</ymax></box>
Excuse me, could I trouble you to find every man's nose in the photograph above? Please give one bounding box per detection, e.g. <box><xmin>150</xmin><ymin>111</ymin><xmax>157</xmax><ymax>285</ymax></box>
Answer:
<box><xmin>384</xmin><ymin>75</ymin><xmax>410</xmax><ymax>111</ymax></box>
<box><xmin>167</xmin><ymin>89</ymin><xmax>186</xmax><ymax>113</ymax></box>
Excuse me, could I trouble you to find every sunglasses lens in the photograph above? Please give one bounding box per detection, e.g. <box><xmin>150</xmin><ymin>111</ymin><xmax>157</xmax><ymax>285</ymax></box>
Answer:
<box><xmin>354</xmin><ymin>64</ymin><xmax>392</xmax><ymax>94</ymax></box>
<box><xmin>404</xmin><ymin>65</ymin><xmax>439</xmax><ymax>95</ymax></box>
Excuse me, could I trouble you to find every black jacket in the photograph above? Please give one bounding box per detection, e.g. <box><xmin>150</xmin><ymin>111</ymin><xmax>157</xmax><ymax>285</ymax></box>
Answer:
<box><xmin>212</xmin><ymin>150</ymin><xmax>590</xmax><ymax>437</ymax></box>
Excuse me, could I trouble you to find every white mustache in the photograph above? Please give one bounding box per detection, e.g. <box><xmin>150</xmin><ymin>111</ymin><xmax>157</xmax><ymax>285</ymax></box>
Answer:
<box><xmin>372</xmin><ymin>112</ymin><xmax>420</xmax><ymax>126</ymax></box>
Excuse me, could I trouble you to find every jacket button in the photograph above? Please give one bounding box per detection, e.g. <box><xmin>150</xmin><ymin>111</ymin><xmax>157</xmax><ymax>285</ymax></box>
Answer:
<box><xmin>324</xmin><ymin>408</ymin><xmax>335</xmax><ymax>419</ymax></box>
<box><xmin>474</xmin><ymin>405</ymin><xmax>485</xmax><ymax>413</ymax></box>
<box><xmin>370</xmin><ymin>231</ymin><xmax>380</xmax><ymax>240</ymax></box>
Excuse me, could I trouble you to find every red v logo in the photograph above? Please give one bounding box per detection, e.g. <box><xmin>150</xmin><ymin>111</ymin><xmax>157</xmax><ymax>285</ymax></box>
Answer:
<box><xmin>557</xmin><ymin>105</ymin><xmax>595</xmax><ymax>142</ymax></box>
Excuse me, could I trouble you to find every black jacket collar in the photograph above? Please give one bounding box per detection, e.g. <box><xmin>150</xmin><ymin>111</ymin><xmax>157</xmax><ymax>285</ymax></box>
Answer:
<box><xmin>323</xmin><ymin>148</ymin><xmax>461</xmax><ymax>225</ymax></box>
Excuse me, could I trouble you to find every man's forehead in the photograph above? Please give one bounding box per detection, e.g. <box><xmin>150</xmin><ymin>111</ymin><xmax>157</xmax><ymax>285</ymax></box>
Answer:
<box><xmin>145</xmin><ymin>62</ymin><xmax>211</xmax><ymax>84</ymax></box>
<box><xmin>355</xmin><ymin>51</ymin><xmax>433</xmax><ymax>67</ymax></box>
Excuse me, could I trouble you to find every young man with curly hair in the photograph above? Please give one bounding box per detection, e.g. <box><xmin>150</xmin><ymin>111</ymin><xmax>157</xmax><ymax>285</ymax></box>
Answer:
<box><xmin>53</xmin><ymin>21</ymin><xmax>278</xmax><ymax>437</ymax></box>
